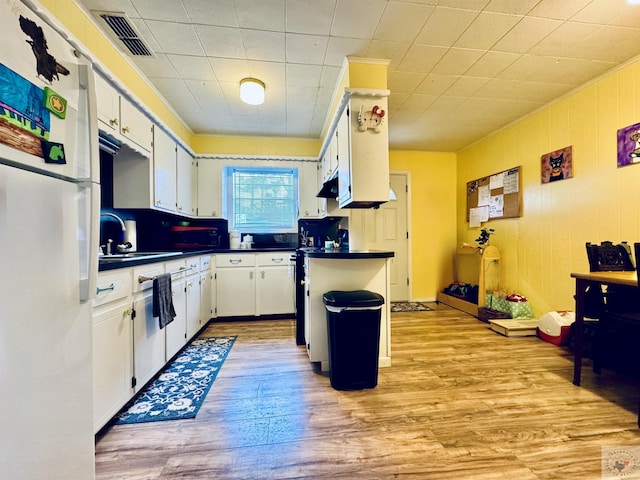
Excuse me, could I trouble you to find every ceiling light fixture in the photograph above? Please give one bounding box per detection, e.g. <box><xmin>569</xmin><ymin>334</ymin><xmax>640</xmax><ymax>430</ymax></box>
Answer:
<box><xmin>628</xmin><ymin>0</ymin><xmax>640</xmax><ymax>4</ymax></box>
<box><xmin>239</xmin><ymin>78</ymin><xmax>265</xmax><ymax>105</ymax></box>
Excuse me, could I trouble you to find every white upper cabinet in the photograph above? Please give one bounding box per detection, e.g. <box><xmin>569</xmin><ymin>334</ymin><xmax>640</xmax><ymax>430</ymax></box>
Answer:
<box><xmin>153</xmin><ymin>127</ymin><xmax>177</xmax><ymax>213</ymax></box>
<box><xmin>95</xmin><ymin>75</ymin><xmax>152</xmax><ymax>155</ymax></box>
<box><xmin>197</xmin><ymin>159</ymin><xmax>223</xmax><ymax>218</ymax></box>
<box><xmin>176</xmin><ymin>145</ymin><xmax>196</xmax><ymax>216</ymax></box>
<box><xmin>338</xmin><ymin>94</ymin><xmax>390</xmax><ymax>209</ymax></box>
<box><xmin>299</xmin><ymin>161</ymin><xmax>320</xmax><ymax>218</ymax></box>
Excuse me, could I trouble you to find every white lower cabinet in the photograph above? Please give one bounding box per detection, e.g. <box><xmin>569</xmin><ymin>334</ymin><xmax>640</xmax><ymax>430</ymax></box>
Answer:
<box><xmin>131</xmin><ymin>262</ymin><xmax>166</xmax><ymax>392</ymax></box>
<box><xmin>216</xmin><ymin>254</ymin><xmax>256</xmax><ymax>316</ymax></box>
<box><xmin>165</xmin><ymin>259</ymin><xmax>188</xmax><ymax>361</ymax></box>
<box><xmin>92</xmin><ymin>269</ymin><xmax>133</xmax><ymax>433</ymax></box>
<box><xmin>256</xmin><ymin>253</ymin><xmax>294</xmax><ymax>315</ymax></box>
<box><xmin>215</xmin><ymin>252</ymin><xmax>294</xmax><ymax>317</ymax></box>
<box><xmin>185</xmin><ymin>256</ymin><xmax>202</xmax><ymax>340</ymax></box>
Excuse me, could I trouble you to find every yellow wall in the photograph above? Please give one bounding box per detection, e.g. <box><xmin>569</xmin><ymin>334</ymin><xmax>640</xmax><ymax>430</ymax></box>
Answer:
<box><xmin>457</xmin><ymin>62</ymin><xmax>640</xmax><ymax>316</ymax></box>
<box><xmin>390</xmin><ymin>151</ymin><xmax>457</xmax><ymax>300</ymax></box>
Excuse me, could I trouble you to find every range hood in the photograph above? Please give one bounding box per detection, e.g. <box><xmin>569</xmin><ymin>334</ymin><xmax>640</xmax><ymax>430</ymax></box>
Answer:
<box><xmin>99</xmin><ymin>130</ymin><xmax>122</xmax><ymax>155</ymax></box>
<box><xmin>316</xmin><ymin>169</ymin><xmax>338</xmax><ymax>198</ymax></box>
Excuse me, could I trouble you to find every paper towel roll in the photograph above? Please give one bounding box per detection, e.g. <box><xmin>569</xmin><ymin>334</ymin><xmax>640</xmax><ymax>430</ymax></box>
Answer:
<box><xmin>124</xmin><ymin>220</ymin><xmax>137</xmax><ymax>251</ymax></box>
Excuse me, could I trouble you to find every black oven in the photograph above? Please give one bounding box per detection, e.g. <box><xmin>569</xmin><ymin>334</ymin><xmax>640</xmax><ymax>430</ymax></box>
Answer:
<box><xmin>294</xmin><ymin>249</ymin><xmax>306</xmax><ymax>346</ymax></box>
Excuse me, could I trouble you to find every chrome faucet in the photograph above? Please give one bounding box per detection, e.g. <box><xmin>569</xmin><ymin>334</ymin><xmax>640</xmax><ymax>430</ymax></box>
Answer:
<box><xmin>100</xmin><ymin>212</ymin><xmax>128</xmax><ymax>255</ymax></box>
<box><xmin>100</xmin><ymin>212</ymin><xmax>127</xmax><ymax>232</ymax></box>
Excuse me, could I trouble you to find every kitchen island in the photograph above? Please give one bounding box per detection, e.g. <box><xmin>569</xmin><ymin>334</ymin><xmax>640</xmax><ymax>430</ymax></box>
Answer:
<box><xmin>302</xmin><ymin>248</ymin><xmax>394</xmax><ymax>372</ymax></box>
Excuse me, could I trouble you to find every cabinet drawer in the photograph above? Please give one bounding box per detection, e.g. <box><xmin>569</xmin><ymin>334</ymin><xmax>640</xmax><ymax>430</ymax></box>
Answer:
<box><xmin>200</xmin><ymin>255</ymin><xmax>212</xmax><ymax>271</ymax></box>
<box><xmin>166</xmin><ymin>258</ymin><xmax>188</xmax><ymax>280</ymax></box>
<box><xmin>215</xmin><ymin>253</ymin><xmax>255</xmax><ymax>268</ymax></box>
<box><xmin>184</xmin><ymin>256</ymin><xmax>200</xmax><ymax>273</ymax></box>
<box><xmin>93</xmin><ymin>270</ymin><xmax>132</xmax><ymax>308</ymax></box>
<box><xmin>256</xmin><ymin>252</ymin><xmax>292</xmax><ymax>267</ymax></box>
<box><xmin>133</xmin><ymin>263</ymin><xmax>166</xmax><ymax>292</ymax></box>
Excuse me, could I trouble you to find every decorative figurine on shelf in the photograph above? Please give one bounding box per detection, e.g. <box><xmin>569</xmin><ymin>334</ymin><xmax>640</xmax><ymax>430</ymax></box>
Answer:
<box><xmin>475</xmin><ymin>227</ymin><xmax>495</xmax><ymax>248</ymax></box>
<box><xmin>357</xmin><ymin>104</ymin><xmax>385</xmax><ymax>133</ymax></box>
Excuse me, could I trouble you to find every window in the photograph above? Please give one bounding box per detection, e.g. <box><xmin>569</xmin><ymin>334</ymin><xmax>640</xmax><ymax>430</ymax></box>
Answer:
<box><xmin>223</xmin><ymin>166</ymin><xmax>298</xmax><ymax>233</ymax></box>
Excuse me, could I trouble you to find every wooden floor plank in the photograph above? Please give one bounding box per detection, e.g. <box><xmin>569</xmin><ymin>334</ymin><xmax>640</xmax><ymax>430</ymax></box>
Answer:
<box><xmin>95</xmin><ymin>304</ymin><xmax>640</xmax><ymax>479</ymax></box>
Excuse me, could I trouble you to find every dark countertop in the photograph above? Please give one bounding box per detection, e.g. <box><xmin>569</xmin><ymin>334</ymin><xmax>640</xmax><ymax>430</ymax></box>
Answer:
<box><xmin>301</xmin><ymin>247</ymin><xmax>394</xmax><ymax>259</ymax></box>
<box><xmin>98</xmin><ymin>247</ymin><xmax>295</xmax><ymax>271</ymax></box>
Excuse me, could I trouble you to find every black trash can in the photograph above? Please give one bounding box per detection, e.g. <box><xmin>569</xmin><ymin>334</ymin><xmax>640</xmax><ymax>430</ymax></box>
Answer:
<box><xmin>323</xmin><ymin>290</ymin><xmax>384</xmax><ymax>390</ymax></box>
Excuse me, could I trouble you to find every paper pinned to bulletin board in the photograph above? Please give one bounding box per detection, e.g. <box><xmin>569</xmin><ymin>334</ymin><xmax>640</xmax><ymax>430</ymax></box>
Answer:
<box><xmin>467</xmin><ymin>166</ymin><xmax>521</xmax><ymax>226</ymax></box>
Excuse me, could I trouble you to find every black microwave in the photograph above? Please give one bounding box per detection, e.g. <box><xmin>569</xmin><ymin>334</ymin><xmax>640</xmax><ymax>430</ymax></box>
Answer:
<box><xmin>170</xmin><ymin>226</ymin><xmax>220</xmax><ymax>249</ymax></box>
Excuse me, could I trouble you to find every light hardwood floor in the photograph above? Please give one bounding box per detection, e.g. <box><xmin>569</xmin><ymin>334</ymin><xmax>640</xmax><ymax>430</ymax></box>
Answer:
<box><xmin>95</xmin><ymin>304</ymin><xmax>640</xmax><ymax>479</ymax></box>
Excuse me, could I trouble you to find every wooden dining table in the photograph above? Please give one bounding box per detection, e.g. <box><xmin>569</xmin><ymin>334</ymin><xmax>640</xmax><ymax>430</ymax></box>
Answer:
<box><xmin>571</xmin><ymin>270</ymin><xmax>638</xmax><ymax>387</ymax></box>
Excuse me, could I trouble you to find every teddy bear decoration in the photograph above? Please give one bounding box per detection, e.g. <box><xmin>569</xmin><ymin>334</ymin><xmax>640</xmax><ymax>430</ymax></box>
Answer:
<box><xmin>357</xmin><ymin>104</ymin><xmax>385</xmax><ymax>133</ymax></box>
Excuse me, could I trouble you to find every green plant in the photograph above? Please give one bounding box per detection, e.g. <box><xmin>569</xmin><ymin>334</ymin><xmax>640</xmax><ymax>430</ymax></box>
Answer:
<box><xmin>475</xmin><ymin>227</ymin><xmax>495</xmax><ymax>246</ymax></box>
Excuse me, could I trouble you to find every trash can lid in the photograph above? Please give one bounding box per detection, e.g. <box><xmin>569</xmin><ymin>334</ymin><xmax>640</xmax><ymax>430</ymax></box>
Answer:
<box><xmin>323</xmin><ymin>290</ymin><xmax>385</xmax><ymax>308</ymax></box>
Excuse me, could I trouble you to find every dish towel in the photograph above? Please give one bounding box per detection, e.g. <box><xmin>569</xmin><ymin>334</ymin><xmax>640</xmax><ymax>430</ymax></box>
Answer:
<box><xmin>152</xmin><ymin>273</ymin><xmax>176</xmax><ymax>329</ymax></box>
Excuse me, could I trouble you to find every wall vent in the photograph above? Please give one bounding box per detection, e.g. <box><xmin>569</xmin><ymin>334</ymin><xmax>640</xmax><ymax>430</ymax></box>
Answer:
<box><xmin>93</xmin><ymin>11</ymin><xmax>154</xmax><ymax>57</ymax></box>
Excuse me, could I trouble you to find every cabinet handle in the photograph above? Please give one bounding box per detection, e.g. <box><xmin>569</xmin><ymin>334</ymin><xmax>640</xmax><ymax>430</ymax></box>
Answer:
<box><xmin>229</xmin><ymin>259</ymin><xmax>241</xmax><ymax>265</ymax></box>
<box><xmin>249</xmin><ymin>271</ymin><xmax>254</xmax><ymax>279</ymax></box>
<box><xmin>109</xmin><ymin>118</ymin><xmax>118</xmax><ymax>126</ymax></box>
<box><xmin>96</xmin><ymin>283</ymin><xmax>115</xmax><ymax>294</ymax></box>
<box><xmin>261</xmin><ymin>271</ymin><xmax>265</xmax><ymax>279</ymax></box>
<box><xmin>271</xmin><ymin>257</ymin><xmax>284</xmax><ymax>263</ymax></box>
<box><xmin>122</xmin><ymin>126</ymin><xmax>130</xmax><ymax>134</ymax></box>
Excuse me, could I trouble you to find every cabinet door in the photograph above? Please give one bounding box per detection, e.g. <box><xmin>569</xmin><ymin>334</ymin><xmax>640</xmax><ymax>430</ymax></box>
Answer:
<box><xmin>200</xmin><ymin>271</ymin><xmax>213</xmax><ymax>324</ymax></box>
<box><xmin>165</xmin><ymin>276</ymin><xmax>187</xmax><ymax>361</ymax></box>
<box><xmin>185</xmin><ymin>272</ymin><xmax>201</xmax><ymax>339</ymax></box>
<box><xmin>154</xmin><ymin>127</ymin><xmax>177</xmax><ymax>212</ymax></box>
<box><xmin>95</xmin><ymin>75</ymin><xmax>120</xmax><ymax>134</ymax></box>
<box><xmin>336</xmin><ymin>107</ymin><xmax>352</xmax><ymax>206</ymax></box>
<box><xmin>257</xmin><ymin>266</ymin><xmax>294</xmax><ymax>315</ymax></box>
<box><xmin>120</xmin><ymin>96</ymin><xmax>152</xmax><ymax>153</ymax></box>
<box><xmin>176</xmin><ymin>146</ymin><xmax>196</xmax><ymax>216</ymax></box>
<box><xmin>132</xmin><ymin>289</ymin><xmax>166</xmax><ymax>392</ymax></box>
<box><xmin>197</xmin><ymin>159</ymin><xmax>223</xmax><ymax>218</ymax></box>
<box><xmin>216</xmin><ymin>268</ymin><xmax>255</xmax><ymax>316</ymax></box>
<box><xmin>92</xmin><ymin>301</ymin><xmax>132</xmax><ymax>433</ymax></box>
<box><xmin>299</xmin><ymin>161</ymin><xmax>320</xmax><ymax>218</ymax></box>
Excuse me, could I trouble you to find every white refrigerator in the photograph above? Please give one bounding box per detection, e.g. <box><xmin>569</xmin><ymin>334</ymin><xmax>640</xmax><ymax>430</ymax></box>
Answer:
<box><xmin>0</xmin><ymin>0</ymin><xmax>99</xmax><ymax>478</ymax></box>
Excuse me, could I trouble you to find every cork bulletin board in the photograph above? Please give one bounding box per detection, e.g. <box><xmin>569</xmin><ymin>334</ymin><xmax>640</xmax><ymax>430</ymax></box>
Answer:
<box><xmin>466</xmin><ymin>166</ymin><xmax>521</xmax><ymax>224</ymax></box>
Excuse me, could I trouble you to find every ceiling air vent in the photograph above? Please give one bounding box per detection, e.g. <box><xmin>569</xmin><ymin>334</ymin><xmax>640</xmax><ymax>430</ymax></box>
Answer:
<box><xmin>94</xmin><ymin>11</ymin><xmax>154</xmax><ymax>57</ymax></box>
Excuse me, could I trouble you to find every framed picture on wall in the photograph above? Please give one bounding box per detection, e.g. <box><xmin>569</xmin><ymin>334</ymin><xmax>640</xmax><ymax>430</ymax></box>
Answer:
<box><xmin>617</xmin><ymin>122</ymin><xmax>640</xmax><ymax>167</ymax></box>
<box><xmin>541</xmin><ymin>146</ymin><xmax>573</xmax><ymax>183</ymax></box>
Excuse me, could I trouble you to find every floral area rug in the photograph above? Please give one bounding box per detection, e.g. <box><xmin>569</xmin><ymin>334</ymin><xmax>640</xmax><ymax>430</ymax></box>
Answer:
<box><xmin>390</xmin><ymin>302</ymin><xmax>433</xmax><ymax>313</ymax></box>
<box><xmin>115</xmin><ymin>336</ymin><xmax>236</xmax><ymax>425</ymax></box>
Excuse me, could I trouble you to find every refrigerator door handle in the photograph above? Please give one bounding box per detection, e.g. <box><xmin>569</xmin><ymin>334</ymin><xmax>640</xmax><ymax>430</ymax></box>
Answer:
<box><xmin>78</xmin><ymin>181</ymin><xmax>100</xmax><ymax>303</ymax></box>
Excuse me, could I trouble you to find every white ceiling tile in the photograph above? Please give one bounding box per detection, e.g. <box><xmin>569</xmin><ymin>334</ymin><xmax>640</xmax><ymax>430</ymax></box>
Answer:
<box><xmin>492</xmin><ymin>17</ymin><xmax>563</xmax><ymax>54</ymax></box>
<box><xmin>366</xmin><ymin>40</ymin><xmax>411</xmax><ymax>71</ymax></box>
<box><xmin>388</xmin><ymin>71</ymin><xmax>427</xmax><ymax>94</ymax></box>
<box><xmin>570</xmin><ymin>0</ymin><xmax>633</xmax><ymax>24</ymax></box>
<box><xmin>436</xmin><ymin>0</ymin><xmax>489</xmax><ymax>10</ymax></box>
<box><xmin>285</xmin><ymin>0</ymin><xmax>336</xmax><ymax>35</ymax></box>
<box><xmin>484</xmin><ymin>0</ymin><xmax>541</xmax><ymax>15</ymax></box>
<box><xmin>285</xmin><ymin>34</ymin><xmax>328</xmax><ymax>65</ymax></box>
<box><xmin>320</xmin><ymin>66</ymin><xmax>341</xmax><ymax>89</ymax></box>
<box><xmin>332</xmin><ymin>0</ymin><xmax>386</xmax><ymax>39</ymax></box>
<box><xmin>465</xmin><ymin>50</ymin><xmax>520</xmax><ymax>77</ymax></box>
<box><xmin>527</xmin><ymin>21</ymin><xmax>602</xmax><ymax>58</ymax></box>
<box><xmin>145</xmin><ymin>20</ymin><xmax>204</xmax><ymax>56</ymax></box>
<box><xmin>167</xmin><ymin>55</ymin><xmax>216</xmax><ymax>81</ymax></box>
<box><xmin>241</xmin><ymin>30</ymin><xmax>286</xmax><ymax>62</ymax></box>
<box><xmin>324</xmin><ymin>37</ymin><xmax>370</xmax><ymax>67</ymax></box>
<box><xmin>415</xmin><ymin>74</ymin><xmax>459</xmax><ymax>96</ymax></box>
<box><xmin>374</xmin><ymin>2</ymin><xmax>434</xmax><ymax>43</ymax></box>
<box><xmin>133</xmin><ymin>53</ymin><xmax>179</xmax><ymax>78</ymax></box>
<box><xmin>610</xmin><ymin>5</ymin><xmax>640</xmax><ymax>28</ymax></box>
<box><xmin>182</xmin><ymin>0</ymin><xmax>238</xmax><ymax>27</ymax></box>
<box><xmin>454</xmin><ymin>11</ymin><xmax>522</xmax><ymax>50</ymax></box>
<box><xmin>446</xmin><ymin>76</ymin><xmax>491</xmax><ymax>97</ymax></box>
<box><xmin>207</xmin><ymin>58</ymin><xmax>250</xmax><ymax>82</ymax></box>
<box><xmin>431</xmin><ymin>48</ymin><xmax>485</xmax><ymax>75</ymax></box>
<box><xmin>396</xmin><ymin>44</ymin><xmax>448</xmax><ymax>73</ymax></box>
<box><xmin>194</xmin><ymin>24</ymin><xmax>245</xmax><ymax>58</ymax></box>
<box><xmin>527</xmin><ymin>0</ymin><xmax>593</xmax><ymax>21</ymax></box>
<box><xmin>415</xmin><ymin>7</ymin><xmax>479</xmax><ymax>47</ymax></box>
<box><xmin>235</xmin><ymin>0</ymin><xmax>285</xmax><ymax>30</ymax></box>
<box><xmin>129</xmin><ymin>0</ymin><xmax>190</xmax><ymax>22</ymax></box>
<box><xmin>286</xmin><ymin>64</ymin><xmax>323</xmax><ymax>86</ymax></box>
